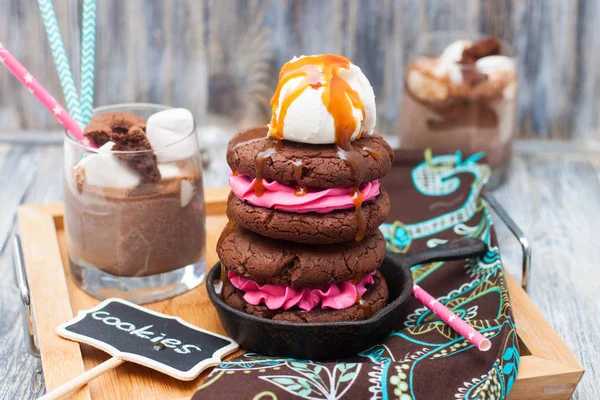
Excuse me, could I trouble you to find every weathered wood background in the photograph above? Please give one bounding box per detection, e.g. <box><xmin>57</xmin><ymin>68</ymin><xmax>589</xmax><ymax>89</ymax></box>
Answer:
<box><xmin>1</xmin><ymin>0</ymin><xmax>599</xmax><ymax>139</ymax></box>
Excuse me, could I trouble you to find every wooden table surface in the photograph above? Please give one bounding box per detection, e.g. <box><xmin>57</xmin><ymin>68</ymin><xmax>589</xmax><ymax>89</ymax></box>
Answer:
<box><xmin>0</xmin><ymin>134</ymin><xmax>598</xmax><ymax>399</ymax></box>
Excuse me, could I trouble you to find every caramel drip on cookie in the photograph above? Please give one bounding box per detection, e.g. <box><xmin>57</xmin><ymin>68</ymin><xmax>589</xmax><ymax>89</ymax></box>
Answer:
<box><xmin>352</xmin><ymin>186</ymin><xmax>367</xmax><ymax>242</ymax></box>
<box><xmin>268</xmin><ymin>55</ymin><xmax>370</xmax><ymax>240</ymax></box>
<box><xmin>358</xmin><ymin>299</ymin><xmax>374</xmax><ymax>318</ymax></box>
<box><xmin>355</xmin><ymin>291</ymin><xmax>362</xmax><ymax>303</ymax></box>
<box><xmin>355</xmin><ymin>291</ymin><xmax>374</xmax><ymax>318</ymax></box>
<box><xmin>361</xmin><ymin>146</ymin><xmax>380</xmax><ymax>160</ymax></box>
<box><xmin>220</xmin><ymin>263</ymin><xmax>228</xmax><ymax>283</ymax></box>
<box><xmin>292</xmin><ymin>160</ymin><xmax>307</xmax><ymax>196</ymax></box>
<box><xmin>352</xmin><ymin>271</ymin><xmax>363</xmax><ymax>285</ymax></box>
<box><xmin>226</xmin><ymin>214</ymin><xmax>234</xmax><ymax>235</ymax></box>
<box><xmin>338</xmin><ymin>146</ymin><xmax>368</xmax><ymax>242</ymax></box>
<box><xmin>254</xmin><ymin>138</ymin><xmax>282</xmax><ymax>196</ymax></box>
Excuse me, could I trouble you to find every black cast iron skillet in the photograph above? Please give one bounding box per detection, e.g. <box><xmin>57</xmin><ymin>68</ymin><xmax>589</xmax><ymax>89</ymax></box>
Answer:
<box><xmin>207</xmin><ymin>238</ymin><xmax>487</xmax><ymax>360</ymax></box>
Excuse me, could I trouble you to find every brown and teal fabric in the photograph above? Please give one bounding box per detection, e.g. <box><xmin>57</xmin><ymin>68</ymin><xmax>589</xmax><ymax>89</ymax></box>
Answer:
<box><xmin>194</xmin><ymin>150</ymin><xmax>519</xmax><ymax>399</ymax></box>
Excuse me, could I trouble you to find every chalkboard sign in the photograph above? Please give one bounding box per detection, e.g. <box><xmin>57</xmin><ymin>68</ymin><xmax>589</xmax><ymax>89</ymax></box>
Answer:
<box><xmin>57</xmin><ymin>298</ymin><xmax>238</xmax><ymax>380</ymax></box>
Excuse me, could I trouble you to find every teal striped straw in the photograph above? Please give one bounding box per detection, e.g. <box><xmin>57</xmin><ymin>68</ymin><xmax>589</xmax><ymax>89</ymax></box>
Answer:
<box><xmin>37</xmin><ymin>0</ymin><xmax>83</xmax><ymax>126</ymax></box>
<box><xmin>80</xmin><ymin>0</ymin><xmax>97</xmax><ymax>125</ymax></box>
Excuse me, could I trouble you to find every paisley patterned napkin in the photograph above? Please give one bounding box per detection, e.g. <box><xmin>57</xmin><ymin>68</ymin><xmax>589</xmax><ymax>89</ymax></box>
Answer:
<box><xmin>194</xmin><ymin>150</ymin><xmax>519</xmax><ymax>399</ymax></box>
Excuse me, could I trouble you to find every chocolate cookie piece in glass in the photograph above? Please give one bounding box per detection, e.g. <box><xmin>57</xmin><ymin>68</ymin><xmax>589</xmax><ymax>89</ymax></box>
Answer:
<box><xmin>400</xmin><ymin>32</ymin><xmax>518</xmax><ymax>188</ymax></box>
<box><xmin>63</xmin><ymin>103</ymin><xmax>206</xmax><ymax>304</ymax></box>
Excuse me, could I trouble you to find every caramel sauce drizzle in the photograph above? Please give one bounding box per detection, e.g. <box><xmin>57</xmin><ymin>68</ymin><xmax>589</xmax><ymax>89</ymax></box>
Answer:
<box><xmin>352</xmin><ymin>271</ymin><xmax>363</xmax><ymax>285</ymax></box>
<box><xmin>267</xmin><ymin>55</ymin><xmax>369</xmax><ymax>240</ymax></box>
<box><xmin>354</xmin><ymin>270</ymin><xmax>375</xmax><ymax>318</ymax></box>
<box><xmin>351</xmin><ymin>184</ymin><xmax>367</xmax><ymax>242</ymax></box>
<box><xmin>254</xmin><ymin>139</ymin><xmax>282</xmax><ymax>196</ymax></box>
<box><xmin>354</xmin><ymin>291</ymin><xmax>374</xmax><ymax>318</ymax></box>
<box><xmin>361</xmin><ymin>146</ymin><xmax>380</xmax><ymax>160</ymax></box>
<box><xmin>292</xmin><ymin>159</ymin><xmax>307</xmax><ymax>196</ymax></box>
<box><xmin>225</xmin><ymin>214</ymin><xmax>234</xmax><ymax>235</ymax></box>
<box><xmin>268</xmin><ymin>55</ymin><xmax>357</xmax><ymax>139</ymax></box>
<box><xmin>358</xmin><ymin>299</ymin><xmax>374</xmax><ymax>318</ymax></box>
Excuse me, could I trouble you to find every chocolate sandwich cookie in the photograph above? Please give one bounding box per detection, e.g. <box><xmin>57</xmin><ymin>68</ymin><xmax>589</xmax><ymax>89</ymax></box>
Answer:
<box><xmin>227</xmin><ymin>126</ymin><xmax>394</xmax><ymax>189</ymax></box>
<box><xmin>227</xmin><ymin>189</ymin><xmax>390</xmax><ymax>244</ymax></box>
<box><xmin>223</xmin><ymin>271</ymin><xmax>389</xmax><ymax>322</ymax></box>
<box><xmin>218</xmin><ymin>224</ymin><xmax>386</xmax><ymax>288</ymax></box>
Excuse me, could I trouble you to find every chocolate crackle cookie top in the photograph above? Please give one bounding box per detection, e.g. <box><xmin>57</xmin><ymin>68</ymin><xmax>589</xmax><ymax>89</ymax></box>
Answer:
<box><xmin>227</xmin><ymin>126</ymin><xmax>394</xmax><ymax>189</ymax></box>
<box><xmin>227</xmin><ymin>188</ymin><xmax>390</xmax><ymax>244</ymax></box>
<box><xmin>217</xmin><ymin>224</ymin><xmax>386</xmax><ymax>288</ymax></box>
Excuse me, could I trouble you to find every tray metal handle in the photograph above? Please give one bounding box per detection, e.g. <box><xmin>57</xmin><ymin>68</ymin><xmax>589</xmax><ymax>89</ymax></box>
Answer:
<box><xmin>483</xmin><ymin>192</ymin><xmax>532</xmax><ymax>291</ymax></box>
<box><xmin>13</xmin><ymin>235</ymin><xmax>40</xmax><ymax>358</ymax></box>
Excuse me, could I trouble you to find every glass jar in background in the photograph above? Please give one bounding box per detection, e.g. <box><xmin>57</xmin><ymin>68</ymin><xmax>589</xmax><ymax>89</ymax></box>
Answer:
<box><xmin>63</xmin><ymin>103</ymin><xmax>206</xmax><ymax>303</ymax></box>
<box><xmin>399</xmin><ymin>31</ymin><xmax>518</xmax><ymax>189</ymax></box>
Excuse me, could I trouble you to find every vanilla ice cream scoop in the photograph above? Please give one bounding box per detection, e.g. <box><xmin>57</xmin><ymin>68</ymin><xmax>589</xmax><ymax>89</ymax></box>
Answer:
<box><xmin>269</xmin><ymin>55</ymin><xmax>376</xmax><ymax>145</ymax></box>
<box><xmin>76</xmin><ymin>142</ymin><xmax>141</xmax><ymax>188</ymax></box>
<box><xmin>146</xmin><ymin>108</ymin><xmax>196</xmax><ymax>161</ymax></box>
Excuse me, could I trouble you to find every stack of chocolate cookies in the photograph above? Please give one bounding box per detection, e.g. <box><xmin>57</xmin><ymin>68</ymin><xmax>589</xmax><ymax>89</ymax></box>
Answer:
<box><xmin>217</xmin><ymin>126</ymin><xmax>394</xmax><ymax>323</ymax></box>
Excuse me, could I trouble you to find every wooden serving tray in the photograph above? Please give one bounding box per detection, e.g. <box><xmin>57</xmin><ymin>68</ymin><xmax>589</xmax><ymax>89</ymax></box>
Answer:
<box><xmin>18</xmin><ymin>188</ymin><xmax>583</xmax><ymax>400</ymax></box>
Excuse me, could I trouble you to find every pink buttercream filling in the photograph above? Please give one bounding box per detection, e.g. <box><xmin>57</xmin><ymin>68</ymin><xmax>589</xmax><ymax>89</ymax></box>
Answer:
<box><xmin>229</xmin><ymin>173</ymin><xmax>380</xmax><ymax>213</ymax></box>
<box><xmin>228</xmin><ymin>271</ymin><xmax>376</xmax><ymax>311</ymax></box>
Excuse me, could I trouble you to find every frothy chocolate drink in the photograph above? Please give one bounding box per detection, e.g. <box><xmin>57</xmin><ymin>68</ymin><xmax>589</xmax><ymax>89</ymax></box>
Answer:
<box><xmin>400</xmin><ymin>36</ymin><xmax>517</xmax><ymax>186</ymax></box>
<box><xmin>64</xmin><ymin>109</ymin><xmax>205</xmax><ymax>278</ymax></box>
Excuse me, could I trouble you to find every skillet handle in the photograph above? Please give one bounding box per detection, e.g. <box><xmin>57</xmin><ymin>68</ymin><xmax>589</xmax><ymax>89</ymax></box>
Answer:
<box><xmin>391</xmin><ymin>238</ymin><xmax>488</xmax><ymax>268</ymax></box>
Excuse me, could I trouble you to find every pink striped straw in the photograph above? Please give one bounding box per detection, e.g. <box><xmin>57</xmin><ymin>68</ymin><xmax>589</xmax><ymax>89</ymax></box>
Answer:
<box><xmin>0</xmin><ymin>41</ymin><xmax>86</xmax><ymax>143</ymax></box>
<box><xmin>412</xmin><ymin>283</ymin><xmax>491</xmax><ymax>351</ymax></box>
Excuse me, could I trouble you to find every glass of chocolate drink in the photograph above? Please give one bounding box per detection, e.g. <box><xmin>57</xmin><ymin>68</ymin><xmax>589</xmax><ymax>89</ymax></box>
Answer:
<box><xmin>63</xmin><ymin>103</ymin><xmax>206</xmax><ymax>303</ymax></box>
<box><xmin>400</xmin><ymin>31</ymin><xmax>518</xmax><ymax>188</ymax></box>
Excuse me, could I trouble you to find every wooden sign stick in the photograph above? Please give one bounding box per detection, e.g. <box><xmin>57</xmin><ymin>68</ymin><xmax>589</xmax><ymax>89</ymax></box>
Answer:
<box><xmin>39</xmin><ymin>357</ymin><xmax>125</xmax><ymax>400</ymax></box>
<box><xmin>38</xmin><ymin>298</ymin><xmax>238</xmax><ymax>400</ymax></box>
